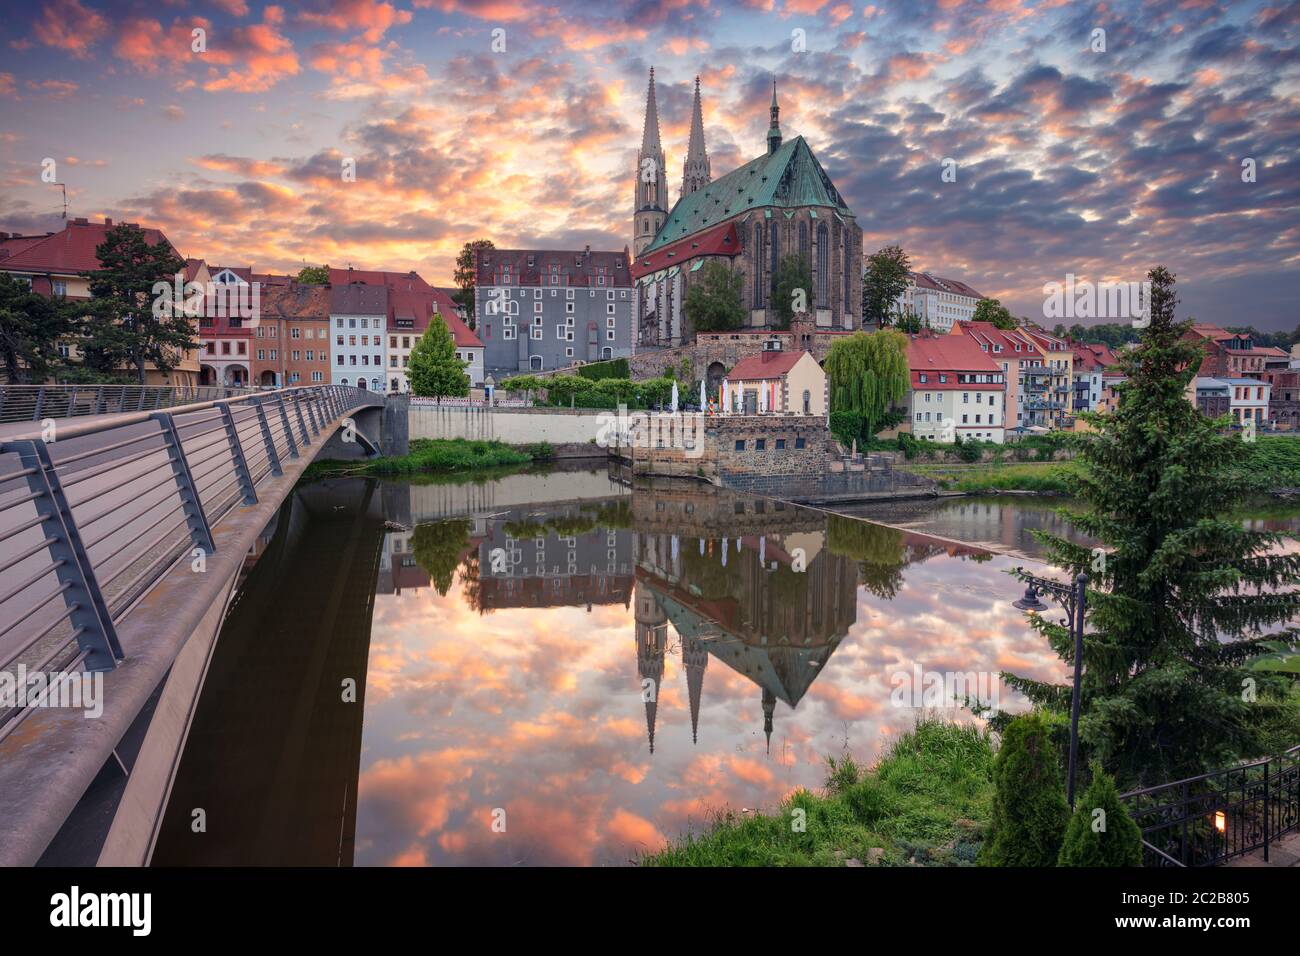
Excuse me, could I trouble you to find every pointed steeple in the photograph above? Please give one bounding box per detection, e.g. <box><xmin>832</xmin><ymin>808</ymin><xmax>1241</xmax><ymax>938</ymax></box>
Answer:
<box><xmin>633</xmin><ymin>67</ymin><xmax>669</xmax><ymax>255</ymax></box>
<box><xmin>641</xmin><ymin>67</ymin><xmax>663</xmax><ymax>153</ymax></box>
<box><xmin>767</xmin><ymin>75</ymin><xmax>782</xmax><ymax>155</ymax></box>
<box><xmin>681</xmin><ymin>75</ymin><xmax>711</xmax><ymax>198</ymax></box>
<box><xmin>762</xmin><ymin>687</ymin><xmax>776</xmax><ymax>754</ymax></box>
<box><xmin>682</xmin><ymin>634</ymin><xmax>708</xmax><ymax>744</ymax></box>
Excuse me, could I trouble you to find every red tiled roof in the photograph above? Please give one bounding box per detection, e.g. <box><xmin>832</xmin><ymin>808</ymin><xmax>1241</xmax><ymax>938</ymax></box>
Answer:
<box><xmin>909</xmin><ymin>271</ymin><xmax>983</xmax><ymax>299</ymax></box>
<box><xmin>908</xmin><ymin>332</ymin><xmax>1004</xmax><ymax>389</ymax></box>
<box><xmin>0</xmin><ymin>218</ymin><xmax>175</xmax><ymax>273</ymax></box>
<box><xmin>0</xmin><ymin>233</ymin><xmax>51</xmax><ymax>261</ymax></box>
<box><xmin>726</xmin><ymin>348</ymin><xmax>807</xmax><ymax>381</ymax></box>
<box><xmin>631</xmin><ymin>221</ymin><xmax>741</xmax><ymax>280</ymax></box>
<box><xmin>953</xmin><ymin>320</ymin><xmax>1043</xmax><ymax>357</ymax></box>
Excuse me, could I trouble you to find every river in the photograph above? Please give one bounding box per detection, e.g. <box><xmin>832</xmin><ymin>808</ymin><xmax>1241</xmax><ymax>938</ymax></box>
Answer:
<box><xmin>149</xmin><ymin>471</ymin><xmax>1300</xmax><ymax>865</ymax></box>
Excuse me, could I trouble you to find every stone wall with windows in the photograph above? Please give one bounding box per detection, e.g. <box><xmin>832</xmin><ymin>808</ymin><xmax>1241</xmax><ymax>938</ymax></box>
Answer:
<box><xmin>627</xmin><ymin>414</ymin><xmax>828</xmax><ymax>483</ymax></box>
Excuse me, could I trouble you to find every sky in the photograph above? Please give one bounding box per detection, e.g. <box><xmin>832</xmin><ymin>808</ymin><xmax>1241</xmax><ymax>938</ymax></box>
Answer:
<box><xmin>0</xmin><ymin>0</ymin><xmax>1297</xmax><ymax>328</ymax></box>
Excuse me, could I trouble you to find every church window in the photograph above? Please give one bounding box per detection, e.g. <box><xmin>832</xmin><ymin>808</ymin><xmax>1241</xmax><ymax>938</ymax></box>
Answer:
<box><xmin>770</xmin><ymin>220</ymin><xmax>780</xmax><ymax>298</ymax></box>
<box><xmin>753</xmin><ymin>223</ymin><xmax>764</xmax><ymax>307</ymax></box>
<box><xmin>816</xmin><ymin>223</ymin><xmax>829</xmax><ymax>307</ymax></box>
<box><xmin>799</xmin><ymin>221</ymin><xmax>809</xmax><ymax>261</ymax></box>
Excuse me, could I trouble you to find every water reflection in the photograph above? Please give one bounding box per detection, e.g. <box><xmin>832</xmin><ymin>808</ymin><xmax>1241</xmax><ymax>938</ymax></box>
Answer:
<box><xmin>155</xmin><ymin>471</ymin><xmax>1068</xmax><ymax>867</ymax></box>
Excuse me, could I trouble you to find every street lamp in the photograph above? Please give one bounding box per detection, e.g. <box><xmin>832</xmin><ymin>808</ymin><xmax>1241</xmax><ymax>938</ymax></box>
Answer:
<box><xmin>1011</xmin><ymin>566</ymin><xmax>1089</xmax><ymax>808</ymax></box>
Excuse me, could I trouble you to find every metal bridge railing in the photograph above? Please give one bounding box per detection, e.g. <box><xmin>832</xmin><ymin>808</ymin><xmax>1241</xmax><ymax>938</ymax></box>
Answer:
<box><xmin>1121</xmin><ymin>744</ymin><xmax>1300</xmax><ymax>866</ymax></box>
<box><xmin>0</xmin><ymin>385</ymin><xmax>379</xmax><ymax>741</ymax></box>
<box><xmin>0</xmin><ymin>384</ymin><xmax>257</xmax><ymax>424</ymax></box>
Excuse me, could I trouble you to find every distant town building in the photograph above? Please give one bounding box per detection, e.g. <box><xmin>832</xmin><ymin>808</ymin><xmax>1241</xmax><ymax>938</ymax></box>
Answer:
<box><xmin>1195</xmin><ymin>376</ymin><xmax>1270</xmax><ymax>428</ymax></box>
<box><xmin>252</xmin><ymin>283</ymin><xmax>331</xmax><ymax>387</ymax></box>
<box><xmin>720</xmin><ymin>348</ymin><xmax>826</xmax><ymax>416</ymax></box>
<box><xmin>950</xmin><ymin>321</ymin><xmax>1045</xmax><ymax>433</ymax></box>
<box><xmin>386</xmin><ymin>283</ymin><xmax>484</xmax><ymax>392</ymax></box>
<box><xmin>1019</xmin><ymin>326</ymin><xmax>1075</xmax><ymax>429</ymax></box>
<box><xmin>895</xmin><ymin>272</ymin><xmax>983</xmax><ymax>332</ymax></box>
<box><xmin>629</xmin><ymin>71</ymin><xmax>862</xmax><ymax>341</ymax></box>
<box><xmin>473</xmin><ymin>247</ymin><xmax>634</xmax><ymax>375</ymax></box>
<box><xmin>0</xmin><ymin>217</ymin><xmax>201</xmax><ymax>385</ymax></box>
<box><xmin>1184</xmin><ymin>325</ymin><xmax>1275</xmax><ymax>380</ymax></box>
<box><xmin>329</xmin><ymin>281</ymin><xmax>387</xmax><ymax>391</ymax></box>
<box><xmin>906</xmin><ymin>332</ymin><xmax>1007</xmax><ymax>443</ymax></box>
<box><xmin>1070</xmin><ymin>342</ymin><xmax>1119</xmax><ymax>415</ymax></box>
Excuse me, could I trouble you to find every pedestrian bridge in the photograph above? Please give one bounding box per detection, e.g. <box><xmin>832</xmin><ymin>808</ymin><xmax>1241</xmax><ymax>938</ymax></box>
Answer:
<box><xmin>0</xmin><ymin>384</ymin><xmax>401</xmax><ymax>865</ymax></box>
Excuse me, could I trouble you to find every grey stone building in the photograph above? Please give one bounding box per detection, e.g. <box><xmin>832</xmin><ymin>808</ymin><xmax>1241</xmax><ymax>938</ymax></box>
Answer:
<box><xmin>473</xmin><ymin>246</ymin><xmax>635</xmax><ymax>376</ymax></box>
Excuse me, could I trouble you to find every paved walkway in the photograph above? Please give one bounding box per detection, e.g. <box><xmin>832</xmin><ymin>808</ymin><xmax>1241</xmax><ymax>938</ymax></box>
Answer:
<box><xmin>1226</xmin><ymin>830</ymin><xmax>1300</xmax><ymax>866</ymax></box>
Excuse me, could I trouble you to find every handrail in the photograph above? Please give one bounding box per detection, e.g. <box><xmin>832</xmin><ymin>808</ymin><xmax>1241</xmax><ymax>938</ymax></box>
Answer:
<box><xmin>0</xmin><ymin>384</ymin><xmax>257</xmax><ymax>425</ymax></box>
<box><xmin>1121</xmin><ymin>744</ymin><xmax>1300</xmax><ymax>867</ymax></box>
<box><xmin>0</xmin><ymin>385</ymin><xmax>384</xmax><ymax>740</ymax></box>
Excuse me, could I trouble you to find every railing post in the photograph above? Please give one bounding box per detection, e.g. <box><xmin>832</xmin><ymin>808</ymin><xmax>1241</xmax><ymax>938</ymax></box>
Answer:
<box><xmin>253</xmin><ymin>398</ymin><xmax>283</xmax><ymax>477</ymax></box>
<box><xmin>1263</xmin><ymin>759</ymin><xmax>1270</xmax><ymax>863</ymax></box>
<box><xmin>293</xmin><ymin>393</ymin><xmax>311</xmax><ymax>445</ymax></box>
<box><xmin>34</xmin><ymin>386</ymin><xmax>46</xmax><ymax>422</ymax></box>
<box><xmin>94</xmin><ymin>386</ymin><xmax>105</xmax><ymax>415</ymax></box>
<box><xmin>14</xmin><ymin>439</ymin><xmax>123</xmax><ymax>671</ymax></box>
<box><xmin>150</xmin><ymin>412</ymin><xmax>216</xmax><ymax>554</ymax></box>
<box><xmin>68</xmin><ymin>386</ymin><xmax>78</xmax><ymax>417</ymax></box>
<box><xmin>276</xmin><ymin>393</ymin><xmax>299</xmax><ymax>458</ymax></box>
<box><xmin>219</xmin><ymin>404</ymin><xmax>257</xmax><ymax>504</ymax></box>
<box><xmin>305</xmin><ymin>393</ymin><xmax>322</xmax><ymax>435</ymax></box>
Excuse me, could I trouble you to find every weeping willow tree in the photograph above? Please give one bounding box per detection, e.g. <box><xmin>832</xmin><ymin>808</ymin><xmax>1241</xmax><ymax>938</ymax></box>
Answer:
<box><xmin>823</xmin><ymin>330</ymin><xmax>910</xmax><ymax>437</ymax></box>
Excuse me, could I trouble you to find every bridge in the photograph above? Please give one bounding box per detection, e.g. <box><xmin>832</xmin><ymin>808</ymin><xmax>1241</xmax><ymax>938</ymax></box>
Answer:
<box><xmin>0</xmin><ymin>384</ymin><xmax>406</xmax><ymax>866</ymax></box>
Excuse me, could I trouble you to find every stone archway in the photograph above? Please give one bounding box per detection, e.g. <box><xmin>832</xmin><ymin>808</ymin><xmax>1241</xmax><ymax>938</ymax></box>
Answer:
<box><xmin>706</xmin><ymin>361</ymin><xmax>726</xmax><ymax>395</ymax></box>
<box><xmin>259</xmin><ymin>370</ymin><xmax>277</xmax><ymax>387</ymax></box>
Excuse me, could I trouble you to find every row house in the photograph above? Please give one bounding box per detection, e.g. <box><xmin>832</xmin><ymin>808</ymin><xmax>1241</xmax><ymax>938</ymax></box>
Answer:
<box><xmin>1070</xmin><ymin>342</ymin><xmax>1119</xmax><ymax>415</ymax></box>
<box><xmin>474</xmin><ymin>247</ymin><xmax>634</xmax><ymax>375</ymax></box>
<box><xmin>894</xmin><ymin>271</ymin><xmax>984</xmax><ymax>332</ymax></box>
<box><xmin>0</xmin><ymin>217</ymin><xmax>201</xmax><ymax>385</ymax></box>
<box><xmin>949</xmin><ymin>321</ymin><xmax>1048</xmax><ymax>433</ymax></box>
<box><xmin>252</xmin><ymin>283</ymin><xmax>332</xmax><ymax>387</ymax></box>
<box><xmin>1019</xmin><ymin>326</ymin><xmax>1075</xmax><ymax>428</ymax></box>
<box><xmin>907</xmin><ymin>332</ymin><xmax>1007</xmax><ymax>444</ymax></box>
<box><xmin>1195</xmin><ymin>377</ymin><xmax>1271</xmax><ymax>428</ymax></box>
<box><xmin>1184</xmin><ymin>325</ymin><xmax>1277</xmax><ymax>380</ymax></box>
<box><xmin>387</xmin><ymin>285</ymin><xmax>484</xmax><ymax>392</ymax></box>
<box><xmin>195</xmin><ymin>263</ymin><xmax>257</xmax><ymax>387</ymax></box>
<box><xmin>329</xmin><ymin>282</ymin><xmax>388</xmax><ymax>391</ymax></box>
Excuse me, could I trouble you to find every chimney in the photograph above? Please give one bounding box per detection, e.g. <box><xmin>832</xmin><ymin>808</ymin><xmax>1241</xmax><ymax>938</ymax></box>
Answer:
<box><xmin>72</xmin><ymin>217</ymin><xmax>88</xmax><ymax>226</ymax></box>
<box><xmin>104</xmin><ymin>218</ymin><xmax>112</xmax><ymax>226</ymax></box>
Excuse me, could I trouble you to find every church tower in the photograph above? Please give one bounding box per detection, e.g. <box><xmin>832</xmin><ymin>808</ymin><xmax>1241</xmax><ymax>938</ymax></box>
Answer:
<box><xmin>767</xmin><ymin>76</ymin><xmax>783</xmax><ymax>155</ymax></box>
<box><xmin>681</xmin><ymin>76</ymin><xmax>711</xmax><ymax>198</ymax></box>
<box><xmin>633</xmin><ymin>67</ymin><xmax>669</xmax><ymax>256</ymax></box>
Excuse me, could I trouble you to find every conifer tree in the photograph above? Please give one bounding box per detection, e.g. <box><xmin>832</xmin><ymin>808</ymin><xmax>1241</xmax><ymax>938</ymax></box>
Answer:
<box><xmin>979</xmin><ymin>711</ymin><xmax>1069</xmax><ymax>866</ymax></box>
<box><xmin>407</xmin><ymin>315</ymin><xmax>468</xmax><ymax>401</ymax></box>
<box><xmin>1058</xmin><ymin>768</ymin><xmax>1143</xmax><ymax>867</ymax></box>
<box><xmin>1005</xmin><ymin>266</ymin><xmax>1300</xmax><ymax>787</ymax></box>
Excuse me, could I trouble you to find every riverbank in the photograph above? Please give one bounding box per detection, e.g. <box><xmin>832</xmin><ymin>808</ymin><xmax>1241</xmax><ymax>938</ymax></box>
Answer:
<box><xmin>901</xmin><ymin>435</ymin><xmax>1300</xmax><ymax>495</ymax></box>
<box><xmin>642</xmin><ymin>719</ymin><xmax>994</xmax><ymax>867</ymax></box>
<box><xmin>302</xmin><ymin>437</ymin><xmax>543</xmax><ymax>480</ymax></box>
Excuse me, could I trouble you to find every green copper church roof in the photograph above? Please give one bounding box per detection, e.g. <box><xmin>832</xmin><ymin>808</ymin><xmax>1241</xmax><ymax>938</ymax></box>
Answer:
<box><xmin>642</xmin><ymin>135</ymin><xmax>855</xmax><ymax>255</ymax></box>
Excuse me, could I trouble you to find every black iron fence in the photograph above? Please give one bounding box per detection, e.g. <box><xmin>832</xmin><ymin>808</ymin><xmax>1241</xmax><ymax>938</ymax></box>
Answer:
<box><xmin>1121</xmin><ymin>745</ymin><xmax>1300</xmax><ymax>866</ymax></box>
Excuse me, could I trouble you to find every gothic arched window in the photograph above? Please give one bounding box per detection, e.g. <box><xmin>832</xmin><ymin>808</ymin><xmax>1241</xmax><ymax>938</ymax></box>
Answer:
<box><xmin>753</xmin><ymin>222</ymin><xmax>764</xmax><ymax>307</ymax></box>
<box><xmin>799</xmin><ymin>221</ymin><xmax>809</xmax><ymax>263</ymax></box>
<box><xmin>816</xmin><ymin>223</ymin><xmax>829</xmax><ymax>308</ymax></box>
<box><xmin>842</xmin><ymin>231</ymin><xmax>851</xmax><ymax>318</ymax></box>
<box><xmin>770</xmin><ymin>222</ymin><xmax>780</xmax><ymax>299</ymax></box>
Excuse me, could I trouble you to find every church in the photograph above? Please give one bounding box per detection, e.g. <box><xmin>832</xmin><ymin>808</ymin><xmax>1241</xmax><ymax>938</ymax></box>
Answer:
<box><xmin>630</xmin><ymin>69</ymin><xmax>863</xmax><ymax>348</ymax></box>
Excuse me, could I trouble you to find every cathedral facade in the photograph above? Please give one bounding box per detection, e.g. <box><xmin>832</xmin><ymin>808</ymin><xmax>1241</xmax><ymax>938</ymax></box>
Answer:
<box><xmin>630</xmin><ymin>70</ymin><xmax>863</xmax><ymax>348</ymax></box>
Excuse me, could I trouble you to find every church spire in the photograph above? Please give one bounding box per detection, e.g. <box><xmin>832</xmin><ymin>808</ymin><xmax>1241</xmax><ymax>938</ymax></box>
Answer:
<box><xmin>767</xmin><ymin>75</ymin><xmax>782</xmax><ymax>155</ymax></box>
<box><xmin>633</xmin><ymin>67</ymin><xmax>669</xmax><ymax>255</ymax></box>
<box><xmin>681</xmin><ymin>75</ymin><xmax>711</xmax><ymax>198</ymax></box>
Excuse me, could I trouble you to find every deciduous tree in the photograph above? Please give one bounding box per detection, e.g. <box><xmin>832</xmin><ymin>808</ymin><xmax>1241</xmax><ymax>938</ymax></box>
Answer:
<box><xmin>408</xmin><ymin>315</ymin><xmax>469</xmax><ymax>401</ymax></box>
<box><xmin>823</xmin><ymin>329</ymin><xmax>910</xmax><ymax>437</ymax></box>
<box><xmin>684</xmin><ymin>261</ymin><xmax>745</xmax><ymax>333</ymax></box>
<box><xmin>861</xmin><ymin>245</ymin><xmax>910</xmax><ymax>328</ymax></box>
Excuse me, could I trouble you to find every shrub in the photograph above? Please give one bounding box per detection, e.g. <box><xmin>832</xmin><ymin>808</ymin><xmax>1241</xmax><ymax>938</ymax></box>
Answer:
<box><xmin>576</xmin><ymin>358</ymin><xmax>630</xmax><ymax>381</ymax></box>
<box><xmin>979</xmin><ymin>712</ymin><xmax>1069</xmax><ymax>866</ymax></box>
<box><xmin>830</xmin><ymin>411</ymin><xmax>866</xmax><ymax>448</ymax></box>
<box><xmin>1057</xmin><ymin>768</ymin><xmax>1143</xmax><ymax>867</ymax></box>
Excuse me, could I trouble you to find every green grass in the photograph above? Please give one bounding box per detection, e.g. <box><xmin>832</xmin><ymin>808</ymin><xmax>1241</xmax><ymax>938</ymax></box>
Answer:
<box><xmin>641</xmin><ymin>718</ymin><xmax>995</xmax><ymax>867</ymax></box>
<box><xmin>303</xmin><ymin>438</ymin><xmax>535</xmax><ymax>480</ymax></box>
<box><xmin>904</xmin><ymin>460</ymin><xmax>1080</xmax><ymax>494</ymax></box>
<box><xmin>900</xmin><ymin>436</ymin><xmax>1300</xmax><ymax>494</ymax></box>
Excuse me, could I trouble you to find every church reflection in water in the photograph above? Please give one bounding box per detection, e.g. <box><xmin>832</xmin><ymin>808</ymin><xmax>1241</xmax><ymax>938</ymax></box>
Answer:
<box><xmin>154</xmin><ymin>471</ymin><xmax>996</xmax><ymax>866</ymax></box>
<box><xmin>457</xmin><ymin>481</ymin><xmax>993</xmax><ymax>757</ymax></box>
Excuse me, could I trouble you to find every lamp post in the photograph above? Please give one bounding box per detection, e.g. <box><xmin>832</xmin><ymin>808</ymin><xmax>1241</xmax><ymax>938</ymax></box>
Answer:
<box><xmin>1011</xmin><ymin>567</ymin><xmax>1089</xmax><ymax>808</ymax></box>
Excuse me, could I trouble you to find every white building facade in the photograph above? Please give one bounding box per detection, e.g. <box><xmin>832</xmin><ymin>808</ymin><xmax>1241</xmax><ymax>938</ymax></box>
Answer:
<box><xmin>331</xmin><ymin>283</ymin><xmax>388</xmax><ymax>391</ymax></box>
